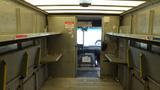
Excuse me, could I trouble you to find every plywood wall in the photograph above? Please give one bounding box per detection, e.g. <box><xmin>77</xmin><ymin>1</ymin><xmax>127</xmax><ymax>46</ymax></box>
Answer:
<box><xmin>0</xmin><ymin>0</ymin><xmax>46</xmax><ymax>35</ymax></box>
<box><xmin>152</xmin><ymin>5</ymin><xmax>160</xmax><ymax>35</ymax></box>
<box><xmin>120</xmin><ymin>15</ymin><xmax>132</xmax><ymax>34</ymax></box>
<box><xmin>103</xmin><ymin>16</ymin><xmax>119</xmax><ymax>34</ymax></box>
<box><xmin>121</xmin><ymin>2</ymin><xmax>160</xmax><ymax>35</ymax></box>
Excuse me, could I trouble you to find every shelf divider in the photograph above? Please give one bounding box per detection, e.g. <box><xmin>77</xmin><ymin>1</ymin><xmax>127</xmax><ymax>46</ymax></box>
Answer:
<box><xmin>40</xmin><ymin>54</ymin><xmax>63</xmax><ymax>64</ymax></box>
<box><xmin>104</xmin><ymin>54</ymin><xmax>127</xmax><ymax>65</ymax></box>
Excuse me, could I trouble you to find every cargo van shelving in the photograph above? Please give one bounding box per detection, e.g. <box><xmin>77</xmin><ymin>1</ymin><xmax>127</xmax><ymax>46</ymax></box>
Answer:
<box><xmin>0</xmin><ymin>32</ymin><xmax>62</xmax><ymax>46</ymax></box>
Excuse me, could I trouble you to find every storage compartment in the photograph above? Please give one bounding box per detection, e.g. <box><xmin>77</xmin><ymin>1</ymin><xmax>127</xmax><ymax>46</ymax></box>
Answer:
<box><xmin>7</xmin><ymin>78</ymin><xmax>20</xmax><ymax>90</ymax></box>
<box><xmin>23</xmin><ymin>75</ymin><xmax>36</xmax><ymax>90</ymax></box>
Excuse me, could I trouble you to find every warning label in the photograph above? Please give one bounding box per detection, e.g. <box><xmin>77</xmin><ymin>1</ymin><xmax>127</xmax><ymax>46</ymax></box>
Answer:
<box><xmin>64</xmin><ymin>21</ymin><xmax>75</xmax><ymax>29</ymax></box>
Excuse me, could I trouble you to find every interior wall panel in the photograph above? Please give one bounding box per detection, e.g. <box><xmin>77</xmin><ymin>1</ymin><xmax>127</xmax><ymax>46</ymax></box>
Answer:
<box><xmin>20</xmin><ymin>9</ymin><xmax>34</xmax><ymax>33</ymax></box>
<box><xmin>122</xmin><ymin>2</ymin><xmax>160</xmax><ymax>36</ymax></box>
<box><xmin>152</xmin><ymin>6</ymin><xmax>160</xmax><ymax>35</ymax></box>
<box><xmin>136</xmin><ymin>10</ymin><xmax>150</xmax><ymax>34</ymax></box>
<box><xmin>103</xmin><ymin>16</ymin><xmax>119</xmax><ymax>34</ymax></box>
<box><xmin>0</xmin><ymin>0</ymin><xmax>46</xmax><ymax>35</ymax></box>
<box><xmin>120</xmin><ymin>15</ymin><xmax>132</xmax><ymax>34</ymax></box>
<box><xmin>0</xmin><ymin>0</ymin><xmax>17</xmax><ymax>35</ymax></box>
<box><xmin>132</xmin><ymin>13</ymin><xmax>138</xmax><ymax>34</ymax></box>
<box><xmin>36</xmin><ymin>14</ymin><xmax>46</xmax><ymax>33</ymax></box>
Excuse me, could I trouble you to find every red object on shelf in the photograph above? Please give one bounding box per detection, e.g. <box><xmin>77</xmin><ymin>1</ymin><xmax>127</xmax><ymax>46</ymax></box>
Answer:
<box><xmin>15</xmin><ymin>34</ymin><xmax>28</xmax><ymax>38</ymax></box>
<box><xmin>64</xmin><ymin>21</ymin><xmax>74</xmax><ymax>25</ymax></box>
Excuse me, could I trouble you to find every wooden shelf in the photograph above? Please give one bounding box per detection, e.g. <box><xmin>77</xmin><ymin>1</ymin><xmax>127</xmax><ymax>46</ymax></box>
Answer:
<box><xmin>104</xmin><ymin>54</ymin><xmax>127</xmax><ymax>65</ymax></box>
<box><xmin>106</xmin><ymin>33</ymin><xmax>160</xmax><ymax>46</ymax></box>
<box><xmin>40</xmin><ymin>54</ymin><xmax>62</xmax><ymax>64</ymax></box>
<box><xmin>0</xmin><ymin>32</ymin><xmax>62</xmax><ymax>46</ymax></box>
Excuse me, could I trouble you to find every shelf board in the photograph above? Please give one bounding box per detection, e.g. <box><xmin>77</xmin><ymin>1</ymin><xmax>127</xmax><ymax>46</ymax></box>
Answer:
<box><xmin>104</xmin><ymin>54</ymin><xmax>127</xmax><ymax>65</ymax></box>
<box><xmin>106</xmin><ymin>33</ymin><xmax>160</xmax><ymax>46</ymax></box>
<box><xmin>40</xmin><ymin>53</ymin><xmax>62</xmax><ymax>64</ymax></box>
<box><xmin>0</xmin><ymin>32</ymin><xmax>62</xmax><ymax>45</ymax></box>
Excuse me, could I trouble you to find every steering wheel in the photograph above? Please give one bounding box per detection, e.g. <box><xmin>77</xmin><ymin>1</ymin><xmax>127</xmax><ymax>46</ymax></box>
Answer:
<box><xmin>95</xmin><ymin>40</ymin><xmax>101</xmax><ymax>46</ymax></box>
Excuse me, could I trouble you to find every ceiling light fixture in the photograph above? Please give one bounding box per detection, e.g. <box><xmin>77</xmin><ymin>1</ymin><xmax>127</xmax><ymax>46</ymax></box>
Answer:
<box><xmin>79</xmin><ymin>0</ymin><xmax>92</xmax><ymax>7</ymax></box>
<box><xmin>46</xmin><ymin>10</ymin><xmax>123</xmax><ymax>14</ymax></box>
<box><xmin>24</xmin><ymin>0</ymin><xmax>146</xmax><ymax>14</ymax></box>
<box><xmin>25</xmin><ymin>0</ymin><xmax>146</xmax><ymax>7</ymax></box>
<box><xmin>38</xmin><ymin>6</ymin><xmax>132</xmax><ymax>11</ymax></box>
<box><xmin>91</xmin><ymin>0</ymin><xmax>146</xmax><ymax>6</ymax></box>
<box><xmin>24</xmin><ymin>0</ymin><xmax>79</xmax><ymax>5</ymax></box>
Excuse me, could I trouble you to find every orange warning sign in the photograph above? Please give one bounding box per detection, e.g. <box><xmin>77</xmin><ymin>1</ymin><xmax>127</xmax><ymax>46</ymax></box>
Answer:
<box><xmin>64</xmin><ymin>21</ymin><xmax>75</xmax><ymax>29</ymax></box>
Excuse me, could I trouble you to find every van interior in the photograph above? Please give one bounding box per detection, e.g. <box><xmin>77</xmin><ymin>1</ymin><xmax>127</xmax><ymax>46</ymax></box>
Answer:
<box><xmin>0</xmin><ymin>0</ymin><xmax>160</xmax><ymax>90</ymax></box>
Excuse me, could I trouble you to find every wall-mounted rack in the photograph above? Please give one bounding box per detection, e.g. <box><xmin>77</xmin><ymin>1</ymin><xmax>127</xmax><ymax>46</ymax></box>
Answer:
<box><xmin>104</xmin><ymin>54</ymin><xmax>127</xmax><ymax>65</ymax></box>
<box><xmin>0</xmin><ymin>32</ymin><xmax>62</xmax><ymax>46</ymax></box>
<box><xmin>106</xmin><ymin>33</ymin><xmax>160</xmax><ymax>46</ymax></box>
<box><xmin>41</xmin><ymin>54</ymin><xmax>63</xmax><ymax>64</ymax></box>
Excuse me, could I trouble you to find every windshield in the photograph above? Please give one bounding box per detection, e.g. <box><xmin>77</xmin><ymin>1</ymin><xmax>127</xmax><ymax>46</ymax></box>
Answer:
<box><xmin>77</xmin><ymin>27</ymin><xmax>102</xmax><ymax>46</ymax></box>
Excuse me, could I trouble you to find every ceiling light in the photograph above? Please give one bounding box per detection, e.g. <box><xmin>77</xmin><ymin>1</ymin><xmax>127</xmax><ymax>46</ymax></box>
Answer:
<box><xmin>24</xmin><ymin>0</ymin><xmax>79</xmax><ymax>5</ymax></box>
<box><xmin>46</xmin><ymin>10</ymin><xmax>123</xmax><ymax>14</ymax></box>
<box><xmin>25</xmin><ymin>0</ymin><xmax>146</xmax><ymax>7</ymax></box>
<box><xmin>79</xmin><ymin>0</ymin><xmax>92</xmax><ymax>7</ymax></box>
<box><xmin>38</xmin><ymin>6</ymin><xmax>132</xmax><ymax>11</ymax></box>
<box><xmin>91</xmin><ymin>0</ymin><xmax>146</xmax><ymax>6</ymax></box>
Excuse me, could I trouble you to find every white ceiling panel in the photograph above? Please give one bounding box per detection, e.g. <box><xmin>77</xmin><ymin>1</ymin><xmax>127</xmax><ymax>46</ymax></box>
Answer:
<box><xmin>25</xmin><ymin>0</ymin><xmax>145</xmax><ymax>6</ymax></box>
<box><xmin>24</xmin><ymin>0</ymin><xmax>146</xmax><ymax>14</ymax></box>
<box><xmin>91</xmin><ymin>0</ymin><xmax>146</xmax><ymax>6</ymax></box>
<box><xmin>25</xmin><ymin>0</ymin><xmax>80</xmax><ymax>5</ymax></box>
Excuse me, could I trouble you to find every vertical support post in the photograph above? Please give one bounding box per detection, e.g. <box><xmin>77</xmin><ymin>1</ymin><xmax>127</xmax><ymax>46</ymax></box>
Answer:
<box><xmin>148</xmin><ymin>10</ymin><xmax>154</xmax><ymax>35</ymax></box>
<box><xmin>16</xmin><ymin>8</ymin><xmax>21</xmax><ymax>34</ymax></box>
<box><xmin>139</xmin><ymin>53</ymin><xmax>149</xmax><ymax>90</ymax></box>
<box><xmin>33</xmin><ymin>71</ymin><xmax>39</xmax><ymax>90</ymax></box>
<box><xmin>34</xmin><ymin>47</ymin><xmax>41</xmax><ymax>68</ymax></box>
<box><xmin>130</xmin><ymin>14</ymin><xmax>133</xmax><ymax>34</ymax></box>
<box><xmin>127</xmin><ymin>48</ymin><xmax>133</xmax><ymax>90</ymax></box>
<box><xmin>21</xmin><ymin>52</ymin><xmax>28</xmax><ymax>78</ymax></box>
<box><xmin>139</xmin><ymin>53</ymin><xmax>146</xmax><ymax>79</ymax></box>
<box><xmin>19</xmin><ymin>52</ymin><xmax>29</xmax><ymax>90</ymax></box>
<box><xmin>127</xmin><ymin>48</ymin><xmax>133</xmax><ymax>69</ymax></box>
<box><xmin>0</xmin><ymin>61</ymin><xmax>7</xmax><ymax>90</ymax></box>
<box><xmin>34</xmin><ymin>47</ymin><xmax>41</xmax><ymax>90</ymax></box>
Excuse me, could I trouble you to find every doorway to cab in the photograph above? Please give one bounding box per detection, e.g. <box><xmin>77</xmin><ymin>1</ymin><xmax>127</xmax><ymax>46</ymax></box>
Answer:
<box><xmin>76</xmin><ymin>16</ymin><xmax>102</xmax><ymax>78</ymax></box>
